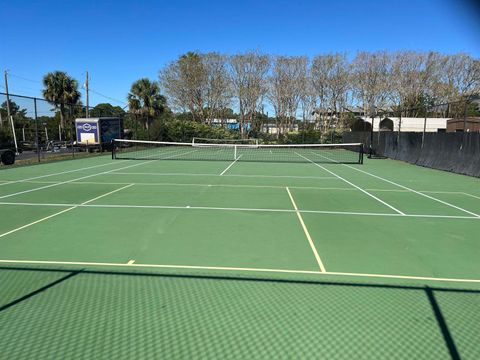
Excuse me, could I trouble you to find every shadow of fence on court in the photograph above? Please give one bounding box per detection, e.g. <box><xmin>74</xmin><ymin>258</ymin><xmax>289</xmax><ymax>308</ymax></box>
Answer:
<box><xmin>0</xmin><ymin>264</ymin><xmax>478</xmax><ymax>359</ymax></box>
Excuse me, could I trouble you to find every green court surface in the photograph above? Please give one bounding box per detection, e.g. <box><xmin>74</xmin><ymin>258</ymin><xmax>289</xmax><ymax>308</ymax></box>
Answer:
<box><xmin>0</xmin><ymin>153</ymin><xmax>479</xmax><ymax>359</ymax></box>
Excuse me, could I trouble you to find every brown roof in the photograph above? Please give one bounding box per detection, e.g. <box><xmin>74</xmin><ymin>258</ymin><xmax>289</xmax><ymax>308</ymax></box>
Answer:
<box><xmin>447</xmin><ymin>117</ymin><xmax>480</xmax><ymax>124</ymax></box>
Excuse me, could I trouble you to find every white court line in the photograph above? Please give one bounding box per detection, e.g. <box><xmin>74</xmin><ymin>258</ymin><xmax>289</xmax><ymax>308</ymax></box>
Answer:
<box><xmin>127</xmin><ymin>260</ymin><xmax>135</xmax><ymax>265</ymax></box>
<box><xmin>0</xmin><ymin>184</ymin><xmax>134</xmax><ymax>239</ymax></box>
<box><xmin>15</xmin><ymin>179</ymin><xmax>478</xmax><ymax>198</ymax></box>
<box><xmin>463</xmin><ymin>192</ymin><xmax>480</xmax><ymax>200</ymax></box>
<box><xmin>1</xmin><ymin>201</ymin><xmax>478</xmax><ymax>220</ymax></box>
<box><xmin>0</xmin><ymin>149</ymin><xmax>198</xmax><ymax>200</ymax></box>
<box><xmin>341</xmin><ymin>163</ymin><xmax>480</xmax><ymax>218</ymax></box>
<box><xmin>0</xmin><ymin>161</ymin><xmax>146</xmax><ymax>200</ymax></box>
<box><xmin>0</xmin><ymin>259</ymin><xmax>479</xmax><ymax>284</ymax></box>
<box><xmin>219</xmin><ymin>155</ymin><xmax>243</xmax><ymax>176</ymax></box>
<box><xmin>0</xmin><ymin>159</ymin><xmax>128</xmax><ymax>186</ymax></box>
<box><xmin>21</xmin><ymin>180</ymin><xmax>353</xmax><ymax>191</ymax></box>
<box><xmin>310</xmin><ymin>151</ymin><xmax>480</xmax><ymax>218</ymax></box>
<box><xmin>296</xmin><ymin>152</ymin><xmax>406</xmax><ymax>215</ymax></box>
<box><xmin>110</xmin><ymin>172</ymin><xmax>338</xmax><ymax>180</ymax></box>
<box><xmin>286</xmin><ymin>187</ymin><xmax>326</xmax><ymax>272</ymax></box>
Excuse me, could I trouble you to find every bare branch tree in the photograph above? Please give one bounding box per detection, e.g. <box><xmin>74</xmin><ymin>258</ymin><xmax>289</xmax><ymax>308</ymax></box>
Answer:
<box><xmin>159</xmin><ymin>50</ymin><xmax>479</xmax><ymax>136</ymax></box>
<box><xmin>202</xmin><ymin>53</ymin><xmax>232</xmax><ymax>125</ymax></box>
<box><xmin>351</xmin><ymin>51</ymin><xmax>390</xmax><ymax>116</ymax></box>
<box><xmin>299</xmin><ymin>59</ymin><xmax>317</xmax><ymax>127</ymax></box>
<box><xmin>229</xmin><ymin>51</ymin><xmax>270</xmax><ymax>136</ymax></box>
<box><xmin>267</xmin><ymin>56</ymin><xmax>307</xmax><ymax>137</ymax></box>
<box><xmin>159</xmin><ymin>52</ymin><xmax>206</xmax><ymax>121</ymax></box>
<box><xmin>312</xmin><ymin>53</ymin><xmax>351</xmax><ymax>132</ymax></box>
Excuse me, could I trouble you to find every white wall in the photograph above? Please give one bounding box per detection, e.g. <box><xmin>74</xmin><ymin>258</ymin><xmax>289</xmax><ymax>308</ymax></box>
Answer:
<box><xmin>361</xmin><ymin>117</ymin><xmax>450</xmax><ymax>132</ymax></box>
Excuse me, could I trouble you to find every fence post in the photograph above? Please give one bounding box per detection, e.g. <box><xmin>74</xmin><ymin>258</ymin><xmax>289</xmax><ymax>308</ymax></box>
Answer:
<box><xmin>135</xmin><ymin>114</ymin><xmax>138</xmax><ymax>140</ymax></box>
<box><xmin>422</xmin><ymin>106</ymin><xmax>427</xmax><ymax>149</ymax></box>
<box><xmin>34</xmin><ymin>98</ymin><xmax>40</xmax><ymax>163</ymax></box>
<box><xmin>69</xmin><ymin>105</ymin><xmax>75</xmax><ymax>158</ymax></box>
<box><xmin>369</xmin><ymin>115</ymin><xmax>374</xmax><ymax>157</ymax></box>
<box><xmin>461</xmin><ymin>100</ymin><xmax>468</xmax><ymax>150</ymax></box>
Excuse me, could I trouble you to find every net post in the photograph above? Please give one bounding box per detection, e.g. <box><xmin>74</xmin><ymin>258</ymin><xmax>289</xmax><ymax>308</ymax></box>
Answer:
<box><xmin>111</xmin><ymin>140</ymin><xmax>115</xmax><ymax>160</ymax></box>
<box><xmin>359</xmin><ymin>143</ymin><xmax>364</xmax><ymax>164</ymax></box>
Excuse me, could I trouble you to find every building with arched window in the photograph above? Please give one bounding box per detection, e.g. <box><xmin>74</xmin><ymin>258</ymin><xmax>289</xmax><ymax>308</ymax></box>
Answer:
<box><xmin>354</xmin><ymin>117</ymin><xmax>451</xmax><ymax>132</ymax></box>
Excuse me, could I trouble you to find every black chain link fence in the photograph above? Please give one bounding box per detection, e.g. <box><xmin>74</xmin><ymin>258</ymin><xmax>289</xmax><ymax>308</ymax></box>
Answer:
<box><xmin>0</xmin><ymin>92</ymin><xmax>144</xmax><ymax>166</ymax></box>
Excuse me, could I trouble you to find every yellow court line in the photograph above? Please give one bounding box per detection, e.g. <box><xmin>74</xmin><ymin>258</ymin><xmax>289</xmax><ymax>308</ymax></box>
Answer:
<box><xmin>0</xmin><ymin>259</ymin><xmax>479</xmax><ymax>284</ymax></box>
<box><xmin>286</xmin><ymin>187</ymin><xmax>326</xmax><ymax>272</ymax></box>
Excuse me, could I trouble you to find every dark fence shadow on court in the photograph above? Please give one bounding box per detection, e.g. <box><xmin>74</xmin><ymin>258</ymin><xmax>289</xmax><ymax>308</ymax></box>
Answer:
<box><xmin>1</xmin><ymin>265</ymin><xmax>478</xmax><ymax>360</ymax></box>
<box><xmin>0</xmin><ymin>269</ymin><xmax>83</xmax><ymax>312</ymax></box>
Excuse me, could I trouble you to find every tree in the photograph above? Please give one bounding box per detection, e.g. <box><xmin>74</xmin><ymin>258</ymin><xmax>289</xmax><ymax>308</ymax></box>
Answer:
<box><xmin>159</xmin><ymin>52</ymin><xmax>231</xmax><ymax>124</ymax></box>
<box><xmin>90</xmin><ymin>103</ymin><xmax>125</xmax><ymax>117</ymax></box>
<box><xmin>127</xmin><ymin>78</ymin><xmax>167</xmax><ymax>130</ymax></box>
<box><xmin>311</xmin><ymin>53</ymin><xmax>350</xmax><ymax>132</ymax></box>
<box><xmin>229</xmin><ymin>51</ymin><xmax>270</xmax><ymax>136</ymax></box>
<box><xmin>202</xmin><ymin>53</ymin><xmax>232</xmax><ymax>124</ymax></box>
<box><xmin>42</xmin><ymin>71</ymin><xmax>81</xmax><ymax>132</ymax></box>
<box><xmin>268</xmin><ymin>56</ymin><xmax>306</xmax><ymax>137</ymax></box>
<box><xmin>1</xmin><ymin>100</ymin><xmax>30</xmax><ymax>140</ymax></box>
<box><xmin>298</xmin><ymin>60</ymin><xmax>317</xmax><ymax>130</ymax></box>
<box><xmin>160</xmin><ymin>52</ymin><xmax>206</xmax><ymax>121</ymax></box>
<box><xmin>350</xmin><ymin>51</ymin><xmax>390</xmax><ymax>115</ymax></box>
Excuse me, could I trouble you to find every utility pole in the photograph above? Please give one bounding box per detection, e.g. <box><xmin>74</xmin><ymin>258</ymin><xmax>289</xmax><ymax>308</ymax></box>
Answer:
<box><xmin>4</xmin><ymin>70</ymin><xmax>12</xmax><ymax>126</ymax></box>
<box><xmin>4</xmin><ymin>70</ymin><xmax>19</xmax><ymax>154</ymax></box>
<box><xmin>85</xmin><ymin>70</ymin><xmax>89</xmax><ymax>118</ymax></box>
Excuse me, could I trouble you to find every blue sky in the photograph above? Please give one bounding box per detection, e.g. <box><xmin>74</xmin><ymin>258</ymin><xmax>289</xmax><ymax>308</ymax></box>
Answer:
<box><xmin>1</xmin><ymin>0</ymin><xmax>479</xmax><ymax>107</ymax></box>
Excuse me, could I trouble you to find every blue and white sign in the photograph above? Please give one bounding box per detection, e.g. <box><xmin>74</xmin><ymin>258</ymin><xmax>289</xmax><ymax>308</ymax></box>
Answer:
<box><xmin>75</xmin><ymin>118</ymin><xmax>123</xmax><ymax>145</ymax></box>
<box><xmin>76</xmin><ymin>120</ymin><xmax>99</xmax><ymax>144</ymax></box>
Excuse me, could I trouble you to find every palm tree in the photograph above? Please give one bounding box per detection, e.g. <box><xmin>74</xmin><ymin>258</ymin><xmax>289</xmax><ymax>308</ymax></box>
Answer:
<box><xmin>127</xmin><ymin>78</ymin><xmax>166</xmax><ymax>130</ymax></box>
<box><xmin>42</xmin><ymin>71</ymin><xmax>81</xmax><ymax>132</ymax></box>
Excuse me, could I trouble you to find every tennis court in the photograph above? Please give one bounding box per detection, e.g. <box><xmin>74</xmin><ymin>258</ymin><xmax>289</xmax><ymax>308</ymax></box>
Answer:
<box><xmin>1</xmin><ymin>144</ymin><xmax>479</xmax><ymax>359</ymax></box>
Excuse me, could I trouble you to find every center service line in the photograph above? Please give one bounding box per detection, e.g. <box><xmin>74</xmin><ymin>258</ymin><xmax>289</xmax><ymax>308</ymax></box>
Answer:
<box><xmin>286</xmin><ymin>187</ymin><xmax>326</xmax><ymax>273</ymax></box>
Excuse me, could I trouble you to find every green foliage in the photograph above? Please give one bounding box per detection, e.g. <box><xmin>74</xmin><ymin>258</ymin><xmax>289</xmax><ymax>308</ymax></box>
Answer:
<box><xmin>256</xmin><ymin>128</ymin><xmax>344</xmax><ymax>144</ymax></box>
<box><xmin>42</xmin><ymin>71</ymin><xmax>81</xmax><ymax>132</ymax></box>
<box><xmin>42</xmin><ymin>71</ymin><xmax>81</xmax><ymax>105</ymax></box>
<box><xmin>43</xmin><ymin>71</ymin><xmax>81</xmax><ymax>108</ymax></box>
<box><xmin>90</xmin><ymin>103</ymin><xmax>125</xmax><ymax>117</ymax></box>
<box><xmin>342</xmin><ymin>112</ymin><xmax>358</xmax><ymax>130</ymax></box>
<box><xmin>0</xmin><ymin>127</ymin><xmax>13</xmax><ymax>144</ymax></box>
<box><xmin>127</xmin><ymin>78</ymin><xmax>167</xmax><ymax>130</ymax></box>
<box><xmin>1</xmin><ymin>100</ymin><xmax>28</xmax><ymax>118</ymax></box>
<box><xmin>148</xmin><ymin>118</ymin><xmax>240</xmax><ymax>142</ymax></box>
<box><xmin>38</xmin><ymin>115</ymin><xmax>61</xmax><ymax>142</ymax></box>
<box><xmin>467</xmin><ymin>101</ymin><xmax>480</xmax><ymax>116</ymax></box>
<box><xmin>321</xmin><ymin>129</ymin><xmax>344</xmax><ymax>144</ymax></box>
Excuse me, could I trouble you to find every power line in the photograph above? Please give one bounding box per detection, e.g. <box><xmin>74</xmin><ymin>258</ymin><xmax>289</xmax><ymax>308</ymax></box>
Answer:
<box><xmin>88</xmin><ymin>88</ymin><xmax>128</xmax><ymax>106</ymax></box>
<box><xmin>9</xmin><ymin>72</ymin><xmax>128</xmax><ymax>107</ymax></box>
<box><xmin>8</xmin><ymin>85</ymin><xmax>43</xmax><ymax>94</ymax></box>
<box><xmin>9</xmin><ymin>73</ymin><xmax>42</xmax><ymax>84</ymax></box>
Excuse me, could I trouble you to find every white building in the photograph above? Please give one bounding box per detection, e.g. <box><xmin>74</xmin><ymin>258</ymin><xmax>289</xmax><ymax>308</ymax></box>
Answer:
<box><xmin>360</xmin><ymin>117</ymin><xmax>451</xmax><ymax>132</ymax></box>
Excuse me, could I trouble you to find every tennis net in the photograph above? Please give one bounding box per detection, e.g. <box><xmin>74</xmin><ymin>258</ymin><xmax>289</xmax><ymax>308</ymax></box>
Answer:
<box><xmin>192</xmin><ymin>137</ymin><xmax>259</xmax><ymax>146</ymax></box>
<box><xmin>112</xmin><ymin>139</ymin><xmax>364</xmax><ymax>164</ymax></box>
